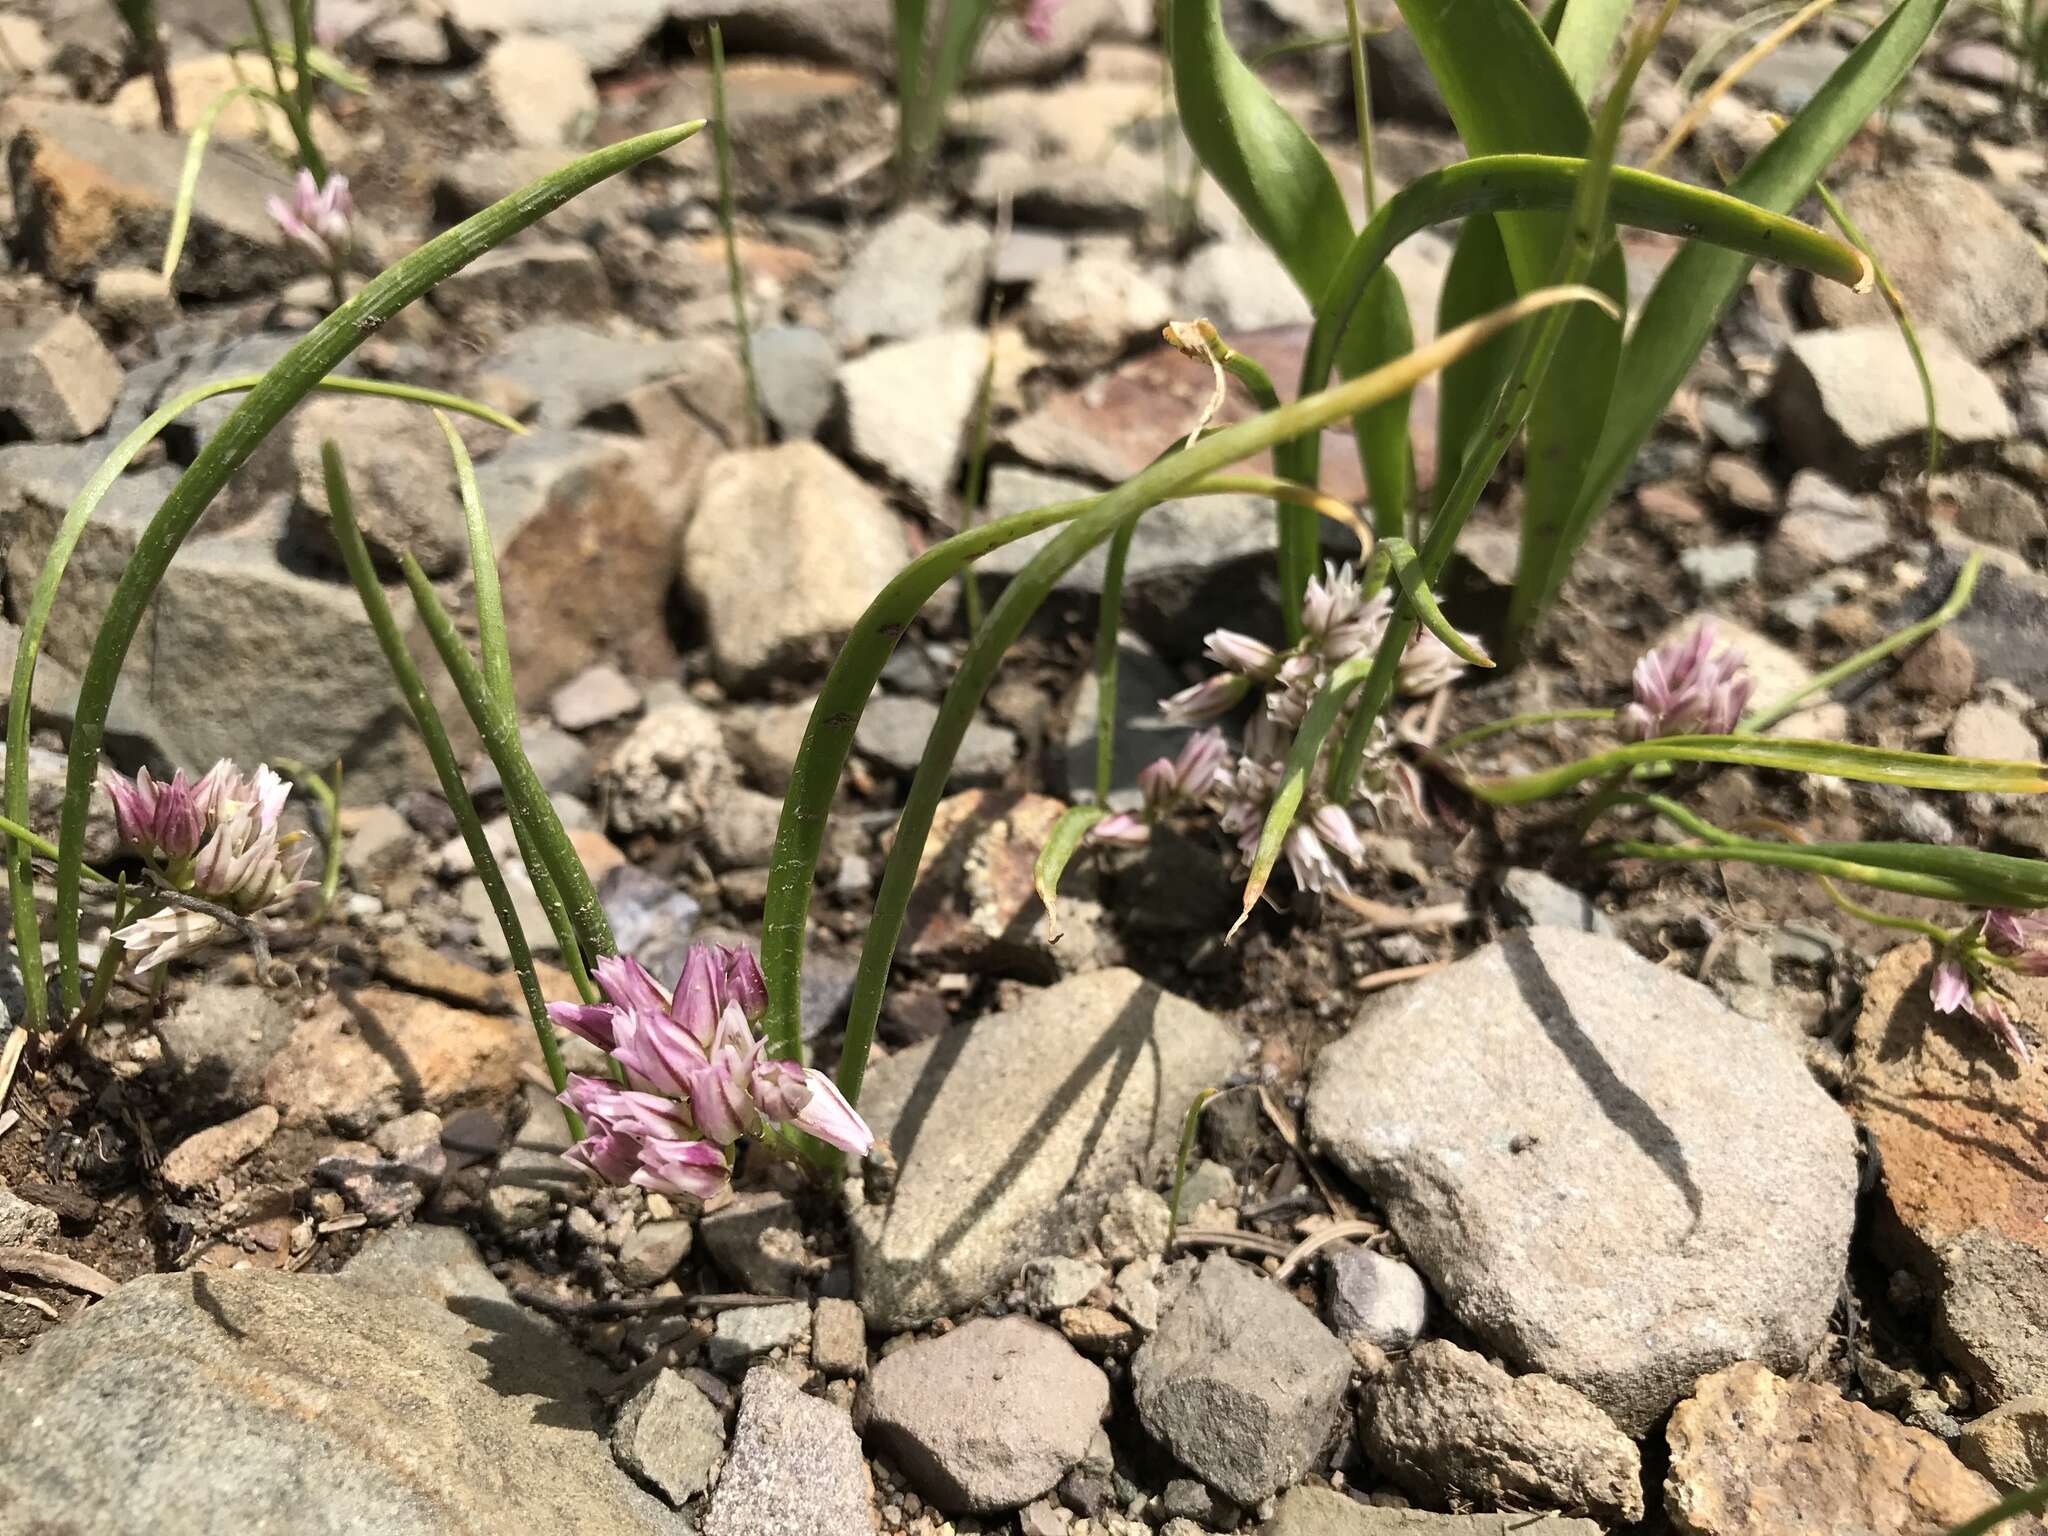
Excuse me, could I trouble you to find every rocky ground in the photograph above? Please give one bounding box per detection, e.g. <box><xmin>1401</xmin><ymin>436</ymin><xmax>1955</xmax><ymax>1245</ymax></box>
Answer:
<box><xmin>2</xmin><ymin>0</ymin><xmax>2048</xmax><ymax>1532</ymax></box>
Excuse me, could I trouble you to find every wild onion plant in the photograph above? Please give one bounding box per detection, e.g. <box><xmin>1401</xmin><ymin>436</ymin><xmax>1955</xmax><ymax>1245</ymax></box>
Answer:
<box><xmin>894</xmin><ymin>0</ymin><xmax>1064</xmax><ymax>190</ymax></box>
<box><xmin>158</xmin><ymin>0</ymin><xmax>369</xmax><ymax>303</ymax></box>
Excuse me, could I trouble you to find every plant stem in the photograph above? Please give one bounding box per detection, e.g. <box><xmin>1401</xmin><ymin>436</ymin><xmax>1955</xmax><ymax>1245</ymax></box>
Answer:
<box><xmin>708</xmin><ymin>24</ymin><xmax>764</xmax><ymax>439</ymax></box>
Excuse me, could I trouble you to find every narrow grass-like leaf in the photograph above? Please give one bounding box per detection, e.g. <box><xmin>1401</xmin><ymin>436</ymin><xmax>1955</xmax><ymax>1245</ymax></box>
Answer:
<box><xmin>1815</xmin><ymin>177</ymin><xmax>1939</xmax><ymax>480</ymax></box>
<box><xmin>322</xmin><ymin>446</ymin><xmax>578</xmax><ymax>1132</ymax></box>
<box><xmin>271</xmin><ymin>756</ymin><xmax>341</xmax><ymax>921</ymax></box>
<box><xmin>1645</xmin><ymin>0</ymin><xmax>1843</xmax><ymax>173</ymax></box>
<box><xmin>1470</xmin><ymin>736</ymin><xmax>2048</xmax><ymax>802</ymax></box>
<box><xmin>162</xmin><ymin>83</ymin><xmax>270</xmax><ymax>283</ymax></box>
<box><xmin>398</xmin><ymin>555</ymin><xmax>615</xmax><ymax>970</ymax></box>
<box><xmin>1383</xmin><ymin>537</ymin><xmax>1494</xmax><ymax>668</ymax></box>
<box><xmin>1742</xmin><ymin>552</ymin><xmax>1979</xmax><ymax>732</ymax></box>
<box><xmin>3</xmin><ymin>374</ymin><xmax>519</xmax><ymax>1032</ymax></box>
<box><xmin>755</xmin><ymin>473</ymin><xmax>1365</xmax><ymax>1062</ymax></box>
<box><xmin>830</xmin><ymin>286</ymin><xmax>1608</xmax><ymax>1107</ymax></box>
<box><xmin>51</xmin><ymin>123</ymin><xmax>700</xmax><ymax>1009</ymax></box>
<box><xmin>1168</xmin><ymin>1086</ymin><xmax>1222</xmax><ymax>1243</ymax></box>
<box><xmin>1940</xmin><ymin>1474</ymin><xmax>2048</xmax><ymax>1536</ymax></box>
<box><xmin>435</xmin><ymin>413</ymin><xmax>600</xmax><ymax>1004</ymax></box>
<box><xmin>1094</xmin><ymin>522</ymin><xmax>1136</xmax><ymax>802</ymax></box>
<box><xmin>1033</xmin><ymin>803</ymin><xmax>1108</xmax><ymax>940</ymax></box>
<box><xmin>1593</xmin><ymin>837</ymin><xmax>2028</xmax><ymax>905</ymax></box>
<box><xmin>1546</xmin><ymin>0</ymin><xmax>1949</xmax><ymax>634</ymax></box>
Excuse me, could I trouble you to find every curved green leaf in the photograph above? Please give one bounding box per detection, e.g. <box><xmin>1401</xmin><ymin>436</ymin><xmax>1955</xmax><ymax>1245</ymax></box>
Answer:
<box><xmin>52</xmin><ymin>122</ymin><xmax>705</xmax><ymax>1009</ymax></box>
<box><xmin>1433</xmin><ymin>215</ymin><xmax>1519</xmax><ymax>508</ymax></box>
<box><xmin>1034</xmin><ymin>803</ymin><xmax>1109</xmax><ymax>940</ymax></box>
<box><xmin>1553</xmin><ymin>0</ymin><xmax>1635</xmax><ymax>98</ymax></box>
<box><xmin>1472</xmin><ymin>736</ymin><xmax>2048</xmax><ymax>803</ymax></box>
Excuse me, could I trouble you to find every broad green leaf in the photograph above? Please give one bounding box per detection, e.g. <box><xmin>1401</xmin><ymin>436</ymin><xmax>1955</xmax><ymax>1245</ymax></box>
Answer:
<box><xmin>1390</xmin><ymin>0</ymin><xmax>1624</xmax><ymax>639</ymax></box>
<box><xmin>1171</xmin><ymin>0</ymin><xmax>1413</xmax><ymax>608</ymax></box>
<box><xmin>1553</xmin><ymin>0</ymin><xmax>1636</xmax><ymax>98</ymax></box>
<box><xmin>1539</xmin><ymin>0</ymin><xmax>1951</xmax><ymax>627</ymax></box>
<box><xmin>1433</xmin><ymin>215</ymin><xmax>1518</xmax><ymax>507</ymax></box>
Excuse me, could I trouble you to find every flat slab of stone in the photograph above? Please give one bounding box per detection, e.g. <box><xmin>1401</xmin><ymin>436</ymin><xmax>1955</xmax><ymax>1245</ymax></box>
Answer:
<box><xmin>1306</xmin><ymin>928</ymin><xmax>1858</xmax><ymax>1433</ymax></box>
<box><xmin>0</xmin><ymin>1253</ymin><xmax>687</xmax><ymax>1533</ymax></box>
<box><xmin>848</xmin><ymin>968</ymin><xmax>1241</xmax><ymax>1329</ymax></box>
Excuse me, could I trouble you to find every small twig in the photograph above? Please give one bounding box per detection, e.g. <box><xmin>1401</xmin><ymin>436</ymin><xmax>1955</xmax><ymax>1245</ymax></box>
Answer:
<box><xmin>0</xmin><ymin>1029</ymin><xmax>24</xmax><ymax>1115</ymax></box>
<box><xmin>135</xmin><ymin>871</ymin><xmax>283</xmax><ymax>976</ymax></box>
<box><xmin>1272</xmin><ymin>1219</ymin><xmax>1381</xmax><ymax>1285</ymax></box>
<box><xmin>1261</xmin><ymin>1084</ymin><xmax>1351</xmax><ymax>1220</ymax></box>
<box><xmin>0</xmin><ymin>1286</ymin><xmax>59</xmax><ymax>1320</ymax></box>
<box><xmin>1169</xmin><ymin>1228</ymin><xmax>1294</xmax><ymax>1258</ymax></box>
<box><xmin>0</xmin><ymin>1246</ymin><xmax>118</xmax><ymax>1297</ymax></box>
<box><xmin>511</xmin><ymin>1286</ymin><xmax>790</xmax><ymax>1320</ymax></box>
<box><xmin>1329</xmin><ymin>891</ymin><xmax>1470</xmax><ymax>932</ymax></box>
<box><xmin>1358</xmin><ymin>959</ymin><xmax>1449</xmax><ymax>993</ymax></box>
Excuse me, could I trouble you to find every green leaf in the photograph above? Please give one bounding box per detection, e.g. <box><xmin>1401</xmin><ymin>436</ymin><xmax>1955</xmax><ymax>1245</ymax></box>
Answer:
<box><xmin>1471</xmin><ymin>736</ymin><xmax>2048</xmax><ymax>802</ymax></box>
<box><xmin>50</xmin><ymin>122</ymin><xmax>704</xmax><ymax>1009</ymax></box>
<box><xmin>1033</xmin><ymin>804</ymin><xmax>1109</xmax><ymax>940</ymax></box>
<box><xmin>1433</xmin><ymin>215</ymin><xmax>1518</xmax><ymax>505</ymax></box>
<box><xmin>1553</xmin><ymin>0</ymin><xmax>1636</xmax><ymax>98</ymax></box>
<box><xmin>1538</xmin><ymin>0</ymin><xmax>1950</xmax><ymax>628</ymax></box>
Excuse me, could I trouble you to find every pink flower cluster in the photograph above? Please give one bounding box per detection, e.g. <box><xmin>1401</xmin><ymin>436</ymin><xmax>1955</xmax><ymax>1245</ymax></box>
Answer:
<box><xmin>1930</xmin><ymin>909</ymin><xmax>2044</xmax><ymax>1062</ymax></box>
<box><xmin>1093</xmin><ymin>730</ymin><xmax>1230</xmax><ymax>845</ymax></box>
<box><xmin>550</xmin><ymin>943</ymin><xmax>873</xmax><ymax>1202</ymax></box>
<box><xmin>1017</xmin><ymin>0</ymin><xmax>1063</xmax><ymax>42</ymax></box>
<box><xmin>100</xmin><ymin>761</ymin><xmax>314</xmax><ymax>971</ymax></box>
<box><xmin>1618</xmin><ymin>622</ymin><xmax>1754</xmax><ymax>741</ymax></box>
<box><xmin>267</xmin><ymin>169</ymin><xmax>353</xmax><ymax>266</ymax></box>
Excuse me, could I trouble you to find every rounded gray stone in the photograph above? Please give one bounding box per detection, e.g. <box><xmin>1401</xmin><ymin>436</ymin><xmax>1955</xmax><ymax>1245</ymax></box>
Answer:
<box><xmin>858</xmin><ymin>1315</ymin><xmax>1110</xmax><ymax>1513</ymax></box>
<box><xmin>1306</xmin><ymin>927</ymin><xmax>1857</xmax><ymax>1433</ymax></box>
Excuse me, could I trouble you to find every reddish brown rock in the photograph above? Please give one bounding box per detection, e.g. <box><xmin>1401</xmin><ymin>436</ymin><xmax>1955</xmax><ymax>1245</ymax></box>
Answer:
<box><xmin>260</xmin><ymin>986</ymin><xmax>529</xmax><ymax>1136</ymax></box>
<box><xmin>1665</xmin><ymin>1362</ymin><xmax>2035</xmax><ymax>1536</ymax></box>
<box><xmin>1848</xmin><ymin>940</ymin><xmax>2048</xmax><ymax>1271</ymax></box>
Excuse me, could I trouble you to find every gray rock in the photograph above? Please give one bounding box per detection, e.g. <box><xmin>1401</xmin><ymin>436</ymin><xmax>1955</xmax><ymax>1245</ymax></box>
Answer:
<box><xmin>0</xmin><ymin>1185</ymin><xmax>59</xmax><ymax>1247</ymax></box>
<box><xmin>666</xmin><ymin>0</ymin><xmax>894</xmax><ymax>73</ymax></box>
<box><xmin>1959</xmin><ymin>1396</ymin><xmax>2048</xmax><ymax>1493</ymax></box>
<box><xmin>1025</xmin><ymin>1256</ymin><xmax>1110</xmax><ymax>1313</ymax></box>
<box><xmin>681</xmin><ymin>443</ymin><xmax>909</xmax><ymax>691</ymax></box>
<box><xmin>0</xmin><ymin>305</ymin><xmax>123</xmax><ymax>440</ymax></box>
<box><xmin>1022</xmin><ymin>251</ymin><xmax>1175</xmax><ymax>372</ymax></box>
<box><xmin>1812</xmin><ymin>169</ymin><xmax>2048</xmax><ymax>361</ymax></box>
<box><xmin>0</xmin><ymin>1258</ymin><xmax>688</xmax><ymax>1533</ymax></box>
<box><xmin>709</xmin><ymin>1301</ymin><xmax>811</xmax><ymax>1375</ymax></box>
<box><xmin>1097</xmin><ymin>1184</ymin><xmax>1171</xmax><ymax>1266</ymax></box>
<box><xmin>1058</xmin><ymin>638</ymin><xmax>1196</xmax><ymax>808</ymax></box>
<box><xmin>288</xmin><ymin>393</ymin><xmax>461</xmax><ymax>577</ymax></box>
<box><xmin>161</xmin><ymin>1105</ymin><xmax>280</xmax><ymax>1192</ymax></box>
<box><xmin>151</xmin><ymin>982</ymin><xmax>299</xmax><ymax>1115</ymax></box>
<box><xmin>849</xmin><ymin>968</ymin><xmax>1242</xmax><ymax>1329</ymax></box>
<box><xmin>1305</xmin><ymin>928</ymin><xmax>1859</xmax><ymax>1433</ymax></box>
<box><xmin>1262</xmin><ymin>1486</ymin><xmax>1603</xmax><ymax>1535</ymax></box>
<box><xmin>839</xmin><ymin>327</ymin><xmax>988</xmax><ymax>514</ymax></box>
<box><xmin>1768</xmin><ymin>473</ymin><xmax>1890</xmax><ymax>579</ymax></box>
<box><xmin>1769</xmin><ymin>326</ymin><xmax>2014</xmax><ymax>485</ymax></box>
<box><xmin>701</xmin><ymin>1190</ymin><xmax>817</xmax><ymax>1295</ymax></box>
<box><xmin>830</xmin><ymin>208</ymin><xmax>992</xmax><ymax>351</ymax></box>
<box><xmin>313</xmin><ymin>1147</ymin><xmax>427</xmax><ymax>1225</ymax></box>
<box><xmin>1498</xmin><ymin>869</ymin><xmax>1615</xmax><ymax>938</ymax></box>
<box><xmin>1680</xmin><ymin>542</ymin><xmax>1760</xmax><ymax>593</ymax></box>
<box><xmin>812</xmin><ymin>1296</ymin><xmax>868</xmax><ymax>1378</ymax></box>
<box><xmin>434</xmin><ymin>242</ymin><xmax>611</xmax><ymax>330</ymax></box>
<box><xmin>600</xmin><ymin>863</ymin><xmax>702</xmax><ymax>984</ymax></box>
<box><xmin>703</xmin><ymin>785</ymin><xmax>786</xmax><ymax>871</ymax></box>
<box><xmin>994</xmin><ymin>228</ymin><xmax>1069</xmax><ymax>287</ymax></box>
<box><xmin>1326</xmin><ymin>1248</ymin><xmax>1429</xmax><ymax>1351</ymax></box>
<box><xmin>441</xmin><ymin>0</ymin><xmax>674</xmax><ymax>70</ymax></box>
<box><xmin>480</xmin><ymin>35</ymin><xmax>597</xmax><ymax>147</ymax></box>
<box><xmin>1740</xmin><ymin>38</ymin><xmax>1850</xmax><ymax>111</ymax></box>
<box><xmin>856</xmin><ymin>693</ymin><xmax>1017</xmax><ymax>782</ymax></box>
<box><xmin>1177</xmin><ymin>1159</ymin><xmax>1237</xmax><ymax>1213</ymax></box>
<box><xmin>1949</xmin><ymin>699</ymin><xmax>2037</xmax><ymax>764</ymax></box>
<box><xmin>606</xmin><ymin>698</ymin><xmax>732</xmax><ymax>839</ymax></box>
<box><xmin>619</xmin><ymin>1219</ymin><xmax>695</xmax><ymax>1287</ymax></box>
<box><xmin>613</xmin><ymin>1369</ymin><xmax>726</xmax><ymax>1506</ymax></box>
<box><xmin>487</xmin><ymin>1144</ymin><xmax>581</xmax><ymax>1233</ymax></box>
<box><xmin>1176</xmin><ymin>240</ymin><xmax>1312</xmax><ymax>333</ymax></box>
<box><xmin>1360</xmin><ymin>1340</ymin><xmax>1644</xmax><ymax>1525</ymax></box>
<box><xmin>754</xmin><ymin>325</ymin><xmax>840</xmax><ymax>441</ymax></box>
<box><xmin>1131</xmin><ymin>1255</ymin><xmax>1354</xmax><ymax>1505</ymax></box>
<box><xmin>1938</xmin><ymin>1232</ymin><xmax>2048</xmax><ymax>1405</ymax></box>
<box><xmin>859</xmin><ymin>1315</ymin><xmax>1111</xmax><ymax>1512</ymax></box>
<box><xmin>478</xmin><ymin>326</ymin><xmax>747</xmax><ymax>442</ymax></box>
<box><xmin>705</xmin><ymin>1365</ymin><xmax>878</xmax><ymax>1536</ymax></box>
<box><xmin>550</xmin><ymin>663</ymin><xmax>642</xmax><ymax>733</ymax></box>
<box><xmin>1938</xmin><ymin>470</ymin><xmax>2046</xmax><ymax>551</ymax></box>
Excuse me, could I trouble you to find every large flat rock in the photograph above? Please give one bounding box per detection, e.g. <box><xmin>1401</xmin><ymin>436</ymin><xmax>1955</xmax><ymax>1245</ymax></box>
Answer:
<box><xmin>848</xmin><ymin>968</ymin><xmax>1242</xmax><ymax>1329</ymax></box>
<box><xmin>0</xmin><ymin>1232</ymin><xmax>687</xmax><ymax>1534</ymax></box>
<box><xmin>1306</xmin><ymin>928</ymin><xmax>1857</xmax><ymax>1433</ymax></box>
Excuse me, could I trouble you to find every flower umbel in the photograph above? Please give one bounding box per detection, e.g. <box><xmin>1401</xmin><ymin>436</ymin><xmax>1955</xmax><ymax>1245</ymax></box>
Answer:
<box><xmin>1930</xmin><ymin>909</ymin><xmax>2040</xmax><ymax>1062</ymax></box>
<box><xmin>549</xmin><ymin>942</ymin><xmax>875</xmax><ymax>1203</ymax></box>
<box><xmin>1016</xmin><ymin>0</ymin><xmax>1063</xmax><ymax>41</ymax></box>
<box><xmin>267</xmin><ymin>169</ymin><xmax>353</xmax><ymax>266</ymax></box>
<box><xmin>1618</xmin><ymin>621</ymin><xmax>1755</xmax><ymax>741</ymax></box>
<box><xmin>102</xmin><ymin>760</ymin><xmax>315</xmax><ymax>971</ymax></box>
